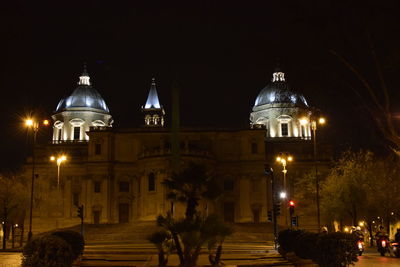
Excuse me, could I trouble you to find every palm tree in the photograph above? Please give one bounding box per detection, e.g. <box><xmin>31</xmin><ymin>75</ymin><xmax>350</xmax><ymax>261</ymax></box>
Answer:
<box><xmin>163</xmin><ymin>162</ymin><xmax>221</xmax><ymax>220</ymax></box>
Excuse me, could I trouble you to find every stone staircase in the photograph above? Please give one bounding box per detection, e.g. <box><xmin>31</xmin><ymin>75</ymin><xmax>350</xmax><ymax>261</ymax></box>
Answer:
<box><xmin>65</xmin><ymin>222</ymin><xmax>160</xmax><ymax>243</ymax></box>
<box><xmin>227</xmin><ymin>223</ymin><xmax>274</xmax><ymax>243</ymax></box>
<box><xmin>62</xmin><ymin>221</ymin><xmax>275</xmax><ymax>244</ymax></box>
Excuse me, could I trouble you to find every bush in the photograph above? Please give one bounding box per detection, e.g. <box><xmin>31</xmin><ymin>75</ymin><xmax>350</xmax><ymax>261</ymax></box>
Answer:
<box><xmin>51</xmin><ymin>230</ymin><xmax>84</xmax><ymax>260</ymax></box>
<box><xmin>278</xmin><ymin>229</ymin><xmax>359</xmax><ymax>267</ymax></box>
<box><xmin>277</xmin><ymin>229</ymin><xmax>304</xmax><ymax>253</ymax></box>
<box><xmin>22</xmin><ymin>235</ymin><xmax>73</xmax><ymax>267</ymax></box>
<box><xmin>315</xmin><ymin>232</ymin><xmax>358</xmax><ymax>267</ymax></box>
<box><xmin>293</xmin><ymin>232</ymin><xmax>319</xmax><ymax>260</ymax></box>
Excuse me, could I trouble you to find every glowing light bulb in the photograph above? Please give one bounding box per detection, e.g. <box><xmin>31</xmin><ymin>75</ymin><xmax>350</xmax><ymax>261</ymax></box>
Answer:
<box><xmin>25</xmin><ymin>119</ymin><xmax>34</xmax><ymax>126</ymax></box>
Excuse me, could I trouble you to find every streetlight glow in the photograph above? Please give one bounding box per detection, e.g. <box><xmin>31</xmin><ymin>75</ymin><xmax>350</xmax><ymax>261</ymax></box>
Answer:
<box><xmin>318</xmin><ymin>117</ymin><xmax>326</xmax><ymax>125</ymax></box>
<box><xmin>50</xmin><ymin>155</ymin><xmax>67</xmax><ymax>189</ymax></box>
<box><xmin>43</xmin><ymin>119</ymin><xmax>49</xmax><ymax>125</ymax></box>
<box><xmin>299</xmin><ymin>118</ymin><xmax>308</xmax><ymax>125</ymax></box>
<box><xmin>25</xmin><ymin>119</ymin><xmax>34</xmax><ymax>127</ymax></box>
<box><xmin>279</xmin><ymin>191</ymin><xmax>287</xmax><ymax>199</ymax></box>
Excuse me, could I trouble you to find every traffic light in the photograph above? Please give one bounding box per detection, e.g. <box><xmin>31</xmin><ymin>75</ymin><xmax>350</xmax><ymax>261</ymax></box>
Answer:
<box><xmin>273</xmin><ymin>202</ymin><xmax>281</xmax><ymax>216</ymax></box>
<box><xmin>267</xmin><ymin>210</ymin><xmax>273</xmax><ymax>222</ymax></box>
<box><xmin>289</xmin><ymin>200</ymin><xmax>295</xmax><ymax>216</ymax></box>
<box><xmin>77</xmin><ymin>205</ymin><xmax>84</xmax><ymax>219</ymax></box>
<box><xmin>291</xmin><ymin>216</ymin><xmax>298</xmax><ymax>227</ymax></box>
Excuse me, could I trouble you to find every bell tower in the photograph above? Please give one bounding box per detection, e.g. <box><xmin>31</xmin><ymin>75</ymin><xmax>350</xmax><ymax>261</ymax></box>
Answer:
<box><xmin>142</xmin><ymin>78</ymin><xmax>165</xmax><ymax>127</ymax></box>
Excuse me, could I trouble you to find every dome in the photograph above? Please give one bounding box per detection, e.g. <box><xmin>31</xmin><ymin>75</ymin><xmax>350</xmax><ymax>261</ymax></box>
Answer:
<box><xmin>253</xmin><ymin>71</ymin><xmax>308</xmax><ymax>108</ymax></box>
<box><xmin>55</xmin><ymin>71</ymin><xmax>110</xmax><ymax>113</ymax></box>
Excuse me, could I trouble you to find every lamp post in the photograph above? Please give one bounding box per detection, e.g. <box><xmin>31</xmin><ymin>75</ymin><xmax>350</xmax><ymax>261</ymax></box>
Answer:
<box><xmin>310</xmin><ymin>116</ymin><xmax>325</xmax><ymax>232</ymax></box>
<box><xmin>25</xmin><ymin>118</ymin><xmax>49</xmax><ymax>242</ymax></box>
<box><xmin>264</xmin><ymin>165</ymin><xmax>278</xmax><ymax>249</ymax></box>
<box><xmin>276</xmin><ymin>154</ymin><xmax>293</xmax><ymax>227</ymax></box>
<box><xmin>50</xmin><ymin>155</ymin><xmax>67</xmax><ymax>190</ymax></box>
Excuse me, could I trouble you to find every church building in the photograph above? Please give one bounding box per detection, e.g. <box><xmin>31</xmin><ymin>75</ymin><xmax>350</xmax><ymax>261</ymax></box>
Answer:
<box><xmin>24</xmin><ymin>66</ymin><xmax>330</xmax><ymax>234</ymax></box>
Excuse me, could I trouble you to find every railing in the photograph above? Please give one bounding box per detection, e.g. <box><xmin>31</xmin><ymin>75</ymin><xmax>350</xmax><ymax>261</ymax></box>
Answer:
<box><xmin>50</xmin><ymin>140</ymin><xmax>89</xmax><ymax>144</ymax></box>
<box><xmin>138</xmin><ymin>147</ymin><xmax>214</xmax><ymax>159</ymax></box>
<box><xmin>89</xmin><ymin>126</ymin><xmax>111</xmax><ymax>131</ymax></box>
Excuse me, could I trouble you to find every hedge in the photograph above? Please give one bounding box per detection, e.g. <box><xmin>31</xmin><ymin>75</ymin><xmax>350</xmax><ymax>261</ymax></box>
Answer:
<box><xmin>22</xmin><ymin>230</ymin><xmax>84</xmax><ymax>267</ymax></box>
<box><xmin>22</xmin><ymin>235</ymin><xmax>73</xmax><ymax>267</ymax></box>
<box><xmin>51</xmin><ymin>230</ymin><xmax>84</xmax><ymax>261</ymax></box>
<box><xmin>277</xmin><ymin>229</ymin><xmax>359</xmax><ymax>267</ymax></box>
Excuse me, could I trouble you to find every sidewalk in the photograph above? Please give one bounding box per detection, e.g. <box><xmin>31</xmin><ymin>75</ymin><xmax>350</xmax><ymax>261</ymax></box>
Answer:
<box><xmin>78</xmin><ymin>251</ymin><xmax>293</xmax><ymax>266</ymax></box>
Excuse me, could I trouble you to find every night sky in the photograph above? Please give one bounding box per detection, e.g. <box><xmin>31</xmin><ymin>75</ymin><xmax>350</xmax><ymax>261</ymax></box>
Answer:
<box><xmin>1</xmin><ymin>1</ymin><xmax>399</xmax><ymax>170</ymax></box>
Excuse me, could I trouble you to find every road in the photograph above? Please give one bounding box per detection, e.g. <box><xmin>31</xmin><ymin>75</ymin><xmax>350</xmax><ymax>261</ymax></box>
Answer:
<box><xmin>2</xmin><ymin>245</ymin><xmax>399</xmax><ymax>266</ymax></box>
<box><xmin>354</xmin><ymin>247</ymin><xmax>400</xmax><ymax>267</ymax></box>
<box><xmin>0</xmin><ymin>252</ymin><xmax>21</xmax><ymax>267</ymax></box>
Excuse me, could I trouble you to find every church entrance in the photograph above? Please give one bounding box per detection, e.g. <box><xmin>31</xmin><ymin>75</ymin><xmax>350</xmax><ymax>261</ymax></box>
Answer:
<box><xmin>93</xmin><ymin>211</ymin><xmax>101</xmax><ymax>224</ymax></box>
<box><xmin>223</xmin><ymin>202</ymin><xmax>235</xmax><ymax>222</ymax></box>
<box><xmin>119</xmin><ymin>203</ymin><xmax>129</xmax><ymax>223</ymax></box>
<box><xmin>252</xmin><ymin>209</ymin><xmax>260</xmax><ymax>223</ymax></box>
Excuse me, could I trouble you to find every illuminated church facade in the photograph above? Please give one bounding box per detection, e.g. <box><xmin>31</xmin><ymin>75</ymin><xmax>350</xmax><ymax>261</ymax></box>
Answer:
<box><xmin>24</xmin><ymin>66</ymin><xmax>330</xmax><ymax>234</ymax></box>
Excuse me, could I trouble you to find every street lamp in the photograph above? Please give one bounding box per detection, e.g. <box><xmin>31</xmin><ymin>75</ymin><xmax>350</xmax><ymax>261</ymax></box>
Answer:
<box><xmin>309</xmin><ymin>115</ymin><xmax>326</xmax><ymax>232</ymax></box>
<box><xmin>276</xmin><ymin>154</ymin><xmax>293</xmax><ymax>226</ymax></box>
<box><xmin>50</xmin><ymin>155</ymin><xmax>67</xmax><ymax>189</ymax></box>
<box><xmin>25</xmin><ymin>118</ymin><xmax>49</xmax><ymax>241</ymax></box>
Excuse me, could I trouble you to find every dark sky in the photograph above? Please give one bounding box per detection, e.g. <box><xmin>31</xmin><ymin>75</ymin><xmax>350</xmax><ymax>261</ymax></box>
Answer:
<box><xmin>1</xmin><ymin>0</ymin><xmax>399</xmax><ymax>170</ymax></box>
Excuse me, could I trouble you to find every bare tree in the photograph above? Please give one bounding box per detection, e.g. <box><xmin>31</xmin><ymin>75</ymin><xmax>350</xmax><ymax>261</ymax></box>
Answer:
<box><xmin>0</xmin><ymin>173</ymin><xmax>29</xmax><ymax>249</ymax></box>
<box><xmin>331</xmin><ymin>34</ymin><xmax>400</xmax><ymax>154</ymax></box>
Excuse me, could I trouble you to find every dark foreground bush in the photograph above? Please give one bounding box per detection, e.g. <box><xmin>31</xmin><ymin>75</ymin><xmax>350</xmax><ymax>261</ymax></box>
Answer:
<box><xmin>315</xmin><ymin>232</ymin><xmax>358</xmax><ymax>267</ymax></box>
<box><xmin>278</xmin><ymin>229</ymin><xmax>359</xmax><ymax>267</ymax></box>
<box><xmin>22</xmin><ymin>235</ymin><xmax>73</xmax><ymax>267</ymax></box>
<box><xmin>51</xmin><ymin>230</ymin><xmax>84</xmax><ymax>260</ymax></box>
<box><xmin>277</xmin><ymin>229</ymin><xmax>304</xmax><ymax>253</ymax></box>
<box><xmin>293</xmin><ymin>232</ymin><xmax>319</xmax><ymax>260</ymax></box>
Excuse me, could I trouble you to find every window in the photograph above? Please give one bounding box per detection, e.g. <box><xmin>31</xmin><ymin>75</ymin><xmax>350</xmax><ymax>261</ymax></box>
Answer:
<box><xmin>73</xmin><ymin>127</ymin><xmax>80</xmax><ymax>140</ymax></box>
<box><xmin>58</xmin><ymin>129</ymin><xmax>62</xmax><ymax>141</ymax></box>
<box><xmin>95</xmin><ymin>144</ymin><xmax>102</xmax><ymax>155</ymax></box>
<box><xmin>148</xmin><ymin>173</ymin><xmax>155</xmax><ymax>191</ymax></box>
<box><xmin>301</xmin><ymin>126</ymin><xmax>306</xmax><ymax>138</ymax></box>
<box><xmin>224</xmin><ymin>179</ymin><xmax>234</xmax><ymax>191</ymax></box>
<box><xmin>251</xmin><ymin>142</ymin><xmax>258</xmax><ymax>154</ymax></box>
<box><xmin>73</xmin><ymin>193</ymin><xmax>79</xmax><ymax>207</ymax></box>
<box><xmin>281</xmin><ymin>123</ymin><xmax>288</xmax><ymax>136</ymax></box>
<box><xmin>94</xmin><ymin>181</ymin><xmax>101</xmax><ymax>193</ymax></box>
<box><xmin>119</xmin><ymin>181</ymin><xmax>129</xmax><ymax>192</ymax></box>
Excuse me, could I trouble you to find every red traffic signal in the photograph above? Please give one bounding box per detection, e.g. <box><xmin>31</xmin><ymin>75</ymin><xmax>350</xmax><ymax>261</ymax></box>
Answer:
<box><xmin>289</xmin><ymin>200</ymin><xmax>295</xmax><ymax>207</ymax></box>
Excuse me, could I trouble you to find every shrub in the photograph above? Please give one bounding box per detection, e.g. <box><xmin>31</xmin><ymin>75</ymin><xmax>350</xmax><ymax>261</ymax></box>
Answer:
<box><xmin>293</xmin><ymin>232</ymin><xmax>319</xmax><ymax>260</ymax></box>
<box><xmin>22</xmin><ymin>235</ymin><xmax>73</xmax><ymax>267</ymax></box>
<box><xmin>51</xmin><ymin>230</ymin><xmax>84</xmax><ymax>261</ymax></box>
<box><xmin>315</xmin><ymin>232</ymin><xmax>358</xmax><ymax>267</ymax></box>
<box><xmin>277</xmin><ymin>229</ymin><xmax>304</xmax><ymax>253</ymax></box>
